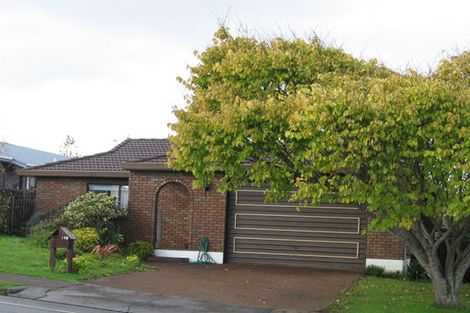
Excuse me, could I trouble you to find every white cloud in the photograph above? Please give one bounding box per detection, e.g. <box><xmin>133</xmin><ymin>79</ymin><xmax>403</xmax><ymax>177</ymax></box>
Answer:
<box><xmin>0</xmin><ymin>0</ymin><xmax>469</xmax><ymax>155</ymax></box>
<box><xmin>0</xmin><ymin>7</ymin><xmax>195</xmax><ymax>154</ymax></box>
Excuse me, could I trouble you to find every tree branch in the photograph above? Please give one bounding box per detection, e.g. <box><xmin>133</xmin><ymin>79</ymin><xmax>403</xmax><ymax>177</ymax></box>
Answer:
<box><xmin>390</xmin><ymin>227</ymin><xmax>431</xmax><ymax>272</ymax></box>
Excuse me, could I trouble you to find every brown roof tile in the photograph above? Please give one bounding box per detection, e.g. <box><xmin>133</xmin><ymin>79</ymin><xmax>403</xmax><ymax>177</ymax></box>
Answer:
<box><xmin>18</xmin><ymin>138</ymin><xmax>170</xmax><ymax>177</ymax></box>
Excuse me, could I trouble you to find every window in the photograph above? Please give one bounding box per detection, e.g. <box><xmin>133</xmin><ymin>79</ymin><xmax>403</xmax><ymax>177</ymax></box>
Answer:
<box><xmin>88</xmin><ymin>184</ymin><xmax>129</xmax><ymax>208</ymax></box>
<box><xmin>25</xmin><ymin>177</ymin><xmax>36</xmax><ymax>189</ymax></box>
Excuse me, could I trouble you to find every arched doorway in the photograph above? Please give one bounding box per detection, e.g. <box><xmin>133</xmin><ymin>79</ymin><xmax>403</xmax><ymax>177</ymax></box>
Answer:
<box><xmin>155</xmin><ymin>182</ymin><xmax>191</xmax><ymax>250</ymax></box>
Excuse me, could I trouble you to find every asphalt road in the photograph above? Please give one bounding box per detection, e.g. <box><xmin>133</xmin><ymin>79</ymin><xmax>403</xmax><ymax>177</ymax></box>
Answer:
<box><xmin>0</xmin><ymin>295</ymin><xmax>116</xmax><ymax>313</ymax></box>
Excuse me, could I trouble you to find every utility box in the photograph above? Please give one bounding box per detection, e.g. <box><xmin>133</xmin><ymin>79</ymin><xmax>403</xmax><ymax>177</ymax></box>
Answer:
<box><xmin>49</xmin><ymin>227</ymin><xmax>76</xmax><ymax>273</ymax></box>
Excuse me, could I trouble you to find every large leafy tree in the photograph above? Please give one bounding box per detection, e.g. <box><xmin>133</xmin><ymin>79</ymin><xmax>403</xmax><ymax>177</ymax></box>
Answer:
<box><xmin>169</xmin><ymin>27</ymin><xmax>469</xmax><ymax>308</ymax></box>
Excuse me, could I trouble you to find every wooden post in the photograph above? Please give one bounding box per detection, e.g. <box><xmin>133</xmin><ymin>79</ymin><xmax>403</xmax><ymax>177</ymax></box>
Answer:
<box><xmin>49</xmin><ymin>246</ymin><xmax>57</xmax><ymax>270</ymax></box>
<box><xmin>66</xmin><ymin>247</ymin><xmax>73</xmax><ymax>273</ymax></box>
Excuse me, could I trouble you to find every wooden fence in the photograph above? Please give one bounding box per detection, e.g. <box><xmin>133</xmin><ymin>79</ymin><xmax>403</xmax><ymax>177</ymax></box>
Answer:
<box><xmin>0</xmin><ymin>189</ymin><xmax>36</xmax><ymax>235</ymax></box>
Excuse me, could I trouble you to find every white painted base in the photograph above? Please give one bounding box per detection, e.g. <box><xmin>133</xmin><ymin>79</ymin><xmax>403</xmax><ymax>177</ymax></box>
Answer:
<box><xmin>366</xmin><ymin>258</ymin><xmax>404</xmax><ymax>272</ymax></box>
<box><xmin>155</xmin><ymin>249</ymin><xmax>224</xmax><ymax>264</ymax></box>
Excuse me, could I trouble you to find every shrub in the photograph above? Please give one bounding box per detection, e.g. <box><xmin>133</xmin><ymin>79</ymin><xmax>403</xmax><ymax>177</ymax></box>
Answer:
<box><xmin>125</xmin><ymin>254</ymin><xmax>140</xmax><ymax>267</ymax></box>
<box><xmin>63</xmin><ymin>193</ymin><xmax>127</xmax><ymax>230</ymax></box>
<box><xmin>365</xmin><ymin>265</ymin><xmax>385</xmax><ymax>277</ymax></box>
<box><xmin>0</xmin><ymin>193</ymin><xmax>12</xmax><ymax>233</ymax></box>
<box><xmin>91</xmin><ymin>244</ymin><xmax>120</xmax><ymax>261</ymax></box>
<box><xmin>99</xmin><ymin>223</ymin><xmax>124</xmax><ymax>245</ymax></box>
<box><xmin>73</xmin><ymin>228</ymin><xmax>100</xmax><ymax>252</ymax></box>
<box><xmin>124</xmin><ymin>240</ymin><xmax>154</xmax><ymax>260</ymax></box>
<box><xmin>29</xmin><ymin>221</ymin><xmax>56</xmax><ymax>247</ymax></box>
<box><xmin>56</xmin><ymin>248</ymin><xmax>67</xmax><ymax>260</ymax></box>
<box><xmin>28</xmin><ymin>208</ymin><xmax>68</xmax><ymax>247</ymax></box>
<box><xmin>26</xmin><ymin>206</ymin><xmax>66</xmax><ymax>230</ymax></box>
<box><xmin>71</xmin><ymin>254</ymin><xmax>96</xmax><ymax>273</ymax></box>
<box><xmin>403</xmin><ymin>256</ymin><xmax>429</xmax><ymax>281</ymax></box>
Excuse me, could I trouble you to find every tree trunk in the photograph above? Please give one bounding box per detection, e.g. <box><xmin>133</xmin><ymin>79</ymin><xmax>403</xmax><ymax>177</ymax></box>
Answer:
<box><xmin>389</xmin><ymin>227</ymin><xmax>469</xmax><ymax>309</ymax></box>
<box><xmin>431</xmin><ymin>274</ymin><xmax>461</xmax><ymax>308</ymax></box>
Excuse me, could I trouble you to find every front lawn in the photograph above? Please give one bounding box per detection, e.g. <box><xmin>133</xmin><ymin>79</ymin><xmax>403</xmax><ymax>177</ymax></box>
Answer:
<box><xmin>0</xmin><ymin>235</ymin><xmax>150</xmax><ymax>282</ymax></box>
<box><xmin>326</xmin><ymin>276</ymin><xmax>470</xmax><ymax>313</ymax></box>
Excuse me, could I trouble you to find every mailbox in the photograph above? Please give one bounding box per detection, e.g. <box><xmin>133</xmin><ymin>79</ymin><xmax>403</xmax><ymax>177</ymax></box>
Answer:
<box><xmin>49</xmin><ymin>227</ymin><xmax>76</xmax><ymax>273</ymax></box>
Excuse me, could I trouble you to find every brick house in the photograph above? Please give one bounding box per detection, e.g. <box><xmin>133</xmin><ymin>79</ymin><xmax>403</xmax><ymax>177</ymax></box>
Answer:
<box><xmin>18</xmin><ymin>138</ymin><xmax>405</xmax><ymax>271</ymax></box>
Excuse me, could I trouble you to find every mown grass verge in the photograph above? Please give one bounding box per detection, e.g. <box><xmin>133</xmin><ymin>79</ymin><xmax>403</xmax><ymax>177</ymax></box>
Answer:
<box><xmin>326</xmin><ymin>276</ymin><xmax>470</xmax><ymax>313</ymax></box>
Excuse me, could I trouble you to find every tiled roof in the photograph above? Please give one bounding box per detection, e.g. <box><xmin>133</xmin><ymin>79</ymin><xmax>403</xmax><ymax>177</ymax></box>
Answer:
<box><xmin>18</xmin><ymin>139</ymin><xmax>170</xmax><ymax>176</ymax></box>
<box><xmin>129</xmin><ymin>154</ymin><xmax>169</xmax><ymax>163</ymax></box>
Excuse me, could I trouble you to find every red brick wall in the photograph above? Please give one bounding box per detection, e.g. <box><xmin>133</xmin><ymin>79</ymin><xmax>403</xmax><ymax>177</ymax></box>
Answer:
<box><xmin>122</xmin><ymin>171</ymin><xmax>227</xmax><ymax>252</ymax></box>
<box><xmin>158</xmin><ymin>182</ymin><xmax>191</xmax><ymax>250</ymax></box>
<box><xmin>366</xmin><ymin>231</ymin><xmax>404</xmax><ymax>260</ymax></box>
<box><xmin>36</xmin><ymin>177</ymin><xmax>89</xmax><ymax>212</ymax></box>
<box><xmin>35</xmin><ymin>174</ymin><xmax>404</xmax><ymax>261</ymax></box>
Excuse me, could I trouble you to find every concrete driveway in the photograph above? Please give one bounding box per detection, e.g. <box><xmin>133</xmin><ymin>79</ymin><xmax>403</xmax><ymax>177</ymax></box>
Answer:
<box><xmin>88</xmin><ymin>263</ymin><xmax>361</xmax><ymax>312</ymax></box>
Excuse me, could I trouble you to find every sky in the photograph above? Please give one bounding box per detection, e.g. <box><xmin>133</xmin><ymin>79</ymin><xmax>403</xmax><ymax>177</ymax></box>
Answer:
<box><xmin>0</xmin><ymin>0</ymin><xmax>469</xmax><ymax>156</ymax></box>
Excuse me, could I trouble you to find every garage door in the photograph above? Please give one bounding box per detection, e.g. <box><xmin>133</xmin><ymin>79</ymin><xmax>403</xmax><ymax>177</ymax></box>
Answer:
<box><xmin>225</xmin><ymin>188</ymin><xmax>366</xmax><ymax>271</ymax></box>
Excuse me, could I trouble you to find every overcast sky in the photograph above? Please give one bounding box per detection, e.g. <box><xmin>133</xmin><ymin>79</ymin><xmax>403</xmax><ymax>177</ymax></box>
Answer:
<box><xmin>1</xmin><ymin>0</ymin><xmax>469</xmax><ymax>156</ymax></box>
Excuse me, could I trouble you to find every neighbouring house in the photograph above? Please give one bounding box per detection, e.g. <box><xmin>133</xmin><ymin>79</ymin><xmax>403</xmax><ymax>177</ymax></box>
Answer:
<box><xmin>18</xmin><ymin>138</ymin><xmax>404</xmax><ymax>272</ymax></box>
<box><xmin>0</xmin><ymin>143</ymin><xmax>68</xmax><ymax>189</ymax></box>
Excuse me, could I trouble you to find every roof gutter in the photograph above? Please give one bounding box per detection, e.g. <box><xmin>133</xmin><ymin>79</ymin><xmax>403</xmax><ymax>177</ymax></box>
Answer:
<box><xmin>16</xmin><ymin>169</ymin><xmax>130</xmax><ymax>178</ymax></box>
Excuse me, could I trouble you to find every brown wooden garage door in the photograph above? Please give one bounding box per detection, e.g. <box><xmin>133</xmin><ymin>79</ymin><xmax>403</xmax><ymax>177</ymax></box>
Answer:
<box><xmin>225</xmin><ymin>188</ymin><xmax>367</xmax><ymax>271</ymax></box>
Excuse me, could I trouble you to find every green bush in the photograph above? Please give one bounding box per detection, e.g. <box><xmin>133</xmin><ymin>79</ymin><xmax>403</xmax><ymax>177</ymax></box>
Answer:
<box><xmin>125</xmin><ymin>254</ymin><xmax>141</xmax><ymax>267</ymax></box>
<box><xmin>403</xmin><ymin>257</ymin><xmax>429</xmax><ymax>281</ymax></box>
<box><xmin>0</xmin><ymin>193</ymin><xmax>12</xmax><ymax>234</ymax></box>
<box><xmin>70</xmin><ymin>254</ymin><xmax>96</xmax><ymax>273</ymax></box>
<box><xmin>28</xmin><ymin>208</ymin><xmax>68</xmax><ymax>247</ymax></box>
<box><xmin>56</xmin><ymin>248</ymin><xmax>67</xmax><ymax>260</ymax></box>
<box><xmin>124</xmin><ymin>240</ymin><xmax>154</xmax><ymax>260</ymax></box>
<box><xmin>73</xmin><ymin>228</ymin><xmax>100</xmax><ymax>252</ymax></box>
<box><xmin>365</xmin><ymin>265</ymin><xmax>385</xmax><ymax>277</ymax></box>
<box><xmin>29</xmin><ymin>221</ymin><xmax>56</xmax><ymax>248</ymax></box>
<box><xmin>69</xmin><ymin>253</ymin><xmax>144</xmax><ymax>275</ymax></box>
<box><xmin>99</xmin><ymin>223</ymin><xmax>124</xmax><ymax>245</ymax></box>
<box><xmin>63</xmin><ymin>193</ymin><xmax>127</xmax><ymax>230</ymax></box>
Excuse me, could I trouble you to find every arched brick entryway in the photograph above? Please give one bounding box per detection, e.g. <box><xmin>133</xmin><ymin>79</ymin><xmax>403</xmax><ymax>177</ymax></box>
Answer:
<box><xmin>155</xmin><ymin>181</ymin><xmax>192</xmax><ymax>250</ymax></box>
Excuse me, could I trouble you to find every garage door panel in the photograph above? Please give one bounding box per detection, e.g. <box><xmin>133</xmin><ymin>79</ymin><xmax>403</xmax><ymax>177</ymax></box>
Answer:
<box><xmin>226</xmin><ymin>254</ymin><xmax>364</xmax><ymax>270</ymax></box>
<box><xmin>231</xmin><ymin>203</ymin><xmax>363</xmax><ymax>216</ymax></box>
<box><xmin>236</xmin><ymin>190</ymin><xmax>360</xmax><ymax>210</ymax></box>
<box><xmin>227</xmin><ymin>223</ymin><xmax>365</xmax><ymax>239</ymax></box>
<box><xmin>235</xmin><ymin>213</ymin><xmax>360</xmax><ymax>234</ymax></box>
<box><xmin>225</xmin><ymin>190</ymin><xmax>366</xmax><ymax>270</ymax></box>
<box><xmin>233</xmin><ymin>240</ymin><xmax>360</xmax><ymax>259</ymax></box>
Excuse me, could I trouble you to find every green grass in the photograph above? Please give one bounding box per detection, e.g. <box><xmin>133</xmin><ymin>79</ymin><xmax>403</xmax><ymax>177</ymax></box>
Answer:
<box><xmin>0</xmin><ymin>235</ymin><xmax>150</xmax><ymax>282</ymax></box>
<box><xmin>326</xmin><ymin>276</ymin><xmax>470</xmax><ymax>313</ymax></box>
<box><xmin>0</xmin><ymin>280</ymin><xmax>20</xmax><ymax>295</ymax></box>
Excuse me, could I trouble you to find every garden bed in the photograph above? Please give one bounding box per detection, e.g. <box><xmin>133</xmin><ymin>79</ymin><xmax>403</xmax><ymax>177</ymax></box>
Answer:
<box><xmin>0</xmin><ymin>235</ymin><xmax>149</xmax><ymax>282</ymax></box>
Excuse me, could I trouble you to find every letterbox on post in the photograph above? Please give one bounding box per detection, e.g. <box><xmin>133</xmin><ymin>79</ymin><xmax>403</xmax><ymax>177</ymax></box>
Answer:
<box><xmin>49</xmin><ymin>227</ymin><xmax>76</xmax><ymax>273</ymax></box>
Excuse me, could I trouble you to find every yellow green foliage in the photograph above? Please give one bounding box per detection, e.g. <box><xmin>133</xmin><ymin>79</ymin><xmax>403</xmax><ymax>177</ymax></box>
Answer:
<box><xmin>170</xmin><ymin>27</ymin><xmax>469</xmax><ymax>307</ymax></box>
<box><xmin>170</xmin><ymin>27</ymin><xmax>469</xmax><ymax>230</ymax></box>
<box><xmin>73</xmin><ymin>228</ymin><xmax>100</xmax><ymax>252</ymax></box>
<box><xmin>124</xmin><ymin>240</ymin><xmax>154</xmax><ymax>260</ymax></box>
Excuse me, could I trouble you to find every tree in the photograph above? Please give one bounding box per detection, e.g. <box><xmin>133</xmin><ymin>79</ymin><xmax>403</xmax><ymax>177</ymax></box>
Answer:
<box><xmin>169</xmin><ymin>27</ymin><xmax>470</xmax><ymax>308</ymax></box>
<box><xmin>60</xmin><ymin>135</ymin><xmax>80</xmax><ymax>158</ymax></box>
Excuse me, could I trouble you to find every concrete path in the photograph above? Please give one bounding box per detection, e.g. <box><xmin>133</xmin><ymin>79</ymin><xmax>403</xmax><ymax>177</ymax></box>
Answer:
<box><xmin>7</xmin><ymin>283</ymin><xmax>273</xmax><ymax>313</ymax></box>
<box><xmin>0</xmin><ymin>295</ymin><xmax>114</xmax><ymax>313</ymax></box>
